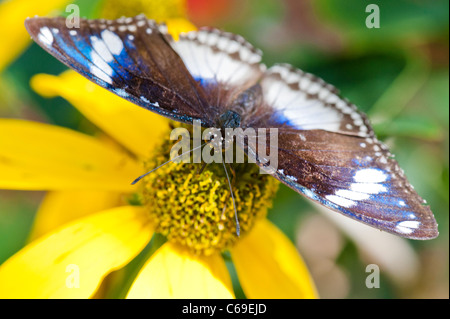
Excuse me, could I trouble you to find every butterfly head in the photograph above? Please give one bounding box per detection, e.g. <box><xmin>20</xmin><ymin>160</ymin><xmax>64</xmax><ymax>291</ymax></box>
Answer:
<box><xmin>219</xmin><ymin>110</ymin><xmax>241</xmax><ymax>129</ymax></box>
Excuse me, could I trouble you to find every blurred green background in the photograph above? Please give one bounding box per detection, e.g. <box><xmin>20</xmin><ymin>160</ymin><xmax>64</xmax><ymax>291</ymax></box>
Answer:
<box><xmin>0</xmin><ymin>0</ymin><xmax>448</xmax><ymax>298</ymax></box>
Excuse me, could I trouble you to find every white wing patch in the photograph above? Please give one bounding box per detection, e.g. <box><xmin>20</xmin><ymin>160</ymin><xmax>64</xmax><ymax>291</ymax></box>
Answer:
<box><xmin>38</xmin><ymin>26</ymin><xmax>54</xmax><ymax>46</ymax></box>
<box><xmin>173</xmin><ymin>28</ymin><xmax>265</xmax><ymax>88</ymax></box>
<box><xmin>100</xmin><ymin>29</ymin><xmax>124</xmax><ymax>56</ymax></box>
<box><xmin>90</xmin><ymin>35</ymin><xmax>114</xmax><ymax>63</ymax></box>
<box><xmin>325</xmin><ymin>195</ymin><xmax>356</xmax><ymax>208</ymax></box>
<box><xmin>353</xmin><ymin>168</ymin><xmax>388</xmax><ymax>183</ymax></box>
<box><xmin>261</xmin><ymin>64</ymin><xmax>373</xmax><ymax>136</ymax></box>
<box><xmin>396</xmin><ymin>221</ymin><xmax>421</xmax><ymax>234</ymax></box>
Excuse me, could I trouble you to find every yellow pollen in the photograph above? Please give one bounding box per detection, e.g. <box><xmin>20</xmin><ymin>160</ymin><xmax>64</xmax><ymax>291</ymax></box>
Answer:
<box><xmin>138</xmin><ymin>123</ymin><xmax>279</xmax><ymax>255</ymax></box>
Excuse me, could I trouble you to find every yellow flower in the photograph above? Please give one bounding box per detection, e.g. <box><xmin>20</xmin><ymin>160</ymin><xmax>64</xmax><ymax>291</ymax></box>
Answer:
<box><xmin>100</xmin><ymin>0</ymin><xmax>194</xmax><ymax>41</ymax></box>
<box><xmin>0</xmin><ymin>0</ymin><xmax>191</xmax><ymax>72</ymax></box>
<box><xmin>0</xmin><ymin>0</ymin><xmax>71</xmax><ymax>72</ymax></box>
<box><xmin>0</xmin><ymin>0</ymin><xmax>317</xmax><ymax>299</ymax></box>
<box><xmin>0</xmin><ymin>67</ymin><xmax>317</xmax><ymax>298</ymax></box>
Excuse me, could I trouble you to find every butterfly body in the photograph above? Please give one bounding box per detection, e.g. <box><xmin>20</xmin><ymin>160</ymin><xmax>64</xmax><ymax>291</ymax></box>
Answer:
<box><xmin>25</xmin><ymin>15</ymin><xmax>438</xmax><ymax>239</ymax></box>
<box><xmin>218</xmin><ymin>110</ymin><xmax>241</xmax><ymax>130</ymax></box>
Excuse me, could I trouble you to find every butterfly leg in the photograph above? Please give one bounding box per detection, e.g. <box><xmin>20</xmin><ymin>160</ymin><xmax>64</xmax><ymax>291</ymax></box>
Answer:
<box><xmin>131</xmin><ymin>142</ymin><xmax>207</xmax><ymax>185</ymax></box>
<box><xmin>227</xmin><ymin>163</ymin><xmax>237</xmax><ymax>187</ymax></box>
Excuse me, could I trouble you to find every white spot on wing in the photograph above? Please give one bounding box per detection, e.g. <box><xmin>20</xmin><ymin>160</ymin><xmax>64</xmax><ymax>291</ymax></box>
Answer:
<box><xmin>90</xmin><ymin>51</ymin><xmax>113</xmax><ymax>77</ymax></box>
<box><xmin>91</xmin><ymin>36</ymin><xmax>114</xmax><ymax>63</ymax></box>
<box><xmin>158</xmin><ymin>24</ymin><xmax>168</xmax><ymax>34</ymax></box>
<box><xmin>353</xmin><ymin>168</ymin><xmax>388</xmax><ymax>183</ymax></box>
<box><xmin>350</xmin><ymin>183</ymin><xmax>387</xmax><ymax>194</ymax></box>
<box><xmin>335</xmin><ymin>189</ymin><xmax>370</xmax><ymax>201</ymax></box>
<box><xmin>114</xmin><ymin>88</ymin><xmax>128</xmax><ymax>97</ymax></box>
<box><xmin>303</xmin><ymin>188</ymin><xmax>319</xmax><ymax>201</ymax></box>
<box><xmin>326</xmin><ymin>195</ymin><xmax>356</xmax><ymax>208</ymax></box>
<box><xmin>91</xmin><ymin>66</ymin><xmax>112</xmax><ymax>84</ymax></box>
<box><xmin>38</xmin><ymin>26</ymin><xmax>53</xmax><ymax>46</ymax></box>
<box><xmin>396</xmin><ymin>221</ymin><xmax>420</xmax><ymax>234</ymax></box>
<box><xmin>101</xmin><ymin>29</ymin><xmax>124</xmax><ymax>55</ymax></box>
<box><xmin>286</xmin><ymin>175</ymin><xmax>297</xmax><ymax>182</ymax></box>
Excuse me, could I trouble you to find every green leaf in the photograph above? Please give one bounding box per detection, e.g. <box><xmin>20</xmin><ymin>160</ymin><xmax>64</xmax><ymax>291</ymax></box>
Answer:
<box><xmin>374</xmin><ymin>116</ymin><xmax>442</xmax><ymax>140</ymax></box>
<box><xmin>314</xmin><ymin>0</ymin><xmax>449</xmax><ymax>48</ymax></box>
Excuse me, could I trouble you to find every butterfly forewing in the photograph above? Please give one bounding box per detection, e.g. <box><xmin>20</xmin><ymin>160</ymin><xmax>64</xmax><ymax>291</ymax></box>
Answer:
<box><xmin>25</xmin><ymin>15</ymin><xmax>212</xmax><ymax>125</ymax></box>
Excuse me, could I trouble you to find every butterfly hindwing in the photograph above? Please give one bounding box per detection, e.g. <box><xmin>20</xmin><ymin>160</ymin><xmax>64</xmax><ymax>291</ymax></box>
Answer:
<box><xmin>25</xmin><ymin>15</ymin><xmax>212</xmax><ymax>125</ymax></box>
<box><xmin>243</xmin><ymin>64</ymin><xmax>438</xmax><ymax>239</ymax></box>
<box><xmin>244</xmin><ymin>64</ymin><xmax>373</xmax><ymax>138</ymax></box>
<box><xmin>173</xmin><ymin>27</ymin><xmax>266</xmax><ymax>119</ymax></box>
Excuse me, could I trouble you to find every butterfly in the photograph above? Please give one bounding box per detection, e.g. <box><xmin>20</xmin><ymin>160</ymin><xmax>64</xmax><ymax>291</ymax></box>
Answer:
<box><xmin>24</xmin><ymin>14</ymin><xmax>438</xmax><ymax>239</ymax></box>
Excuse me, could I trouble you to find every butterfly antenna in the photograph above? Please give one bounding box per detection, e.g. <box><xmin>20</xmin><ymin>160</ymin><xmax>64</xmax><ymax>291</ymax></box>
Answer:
<box><xmin>222</xmin><ymin>160</ymin><xmax>240</xmax><ymax>237</ymax></box>
<box><xmin>131</xmin><ymin>142</ymin><xmax>207</xmax><ymax>185</ymax></box>
<box><xmin>196</xmin><ymin>162</ymin><xmax>209</xmax><ymax>175</ymax></box>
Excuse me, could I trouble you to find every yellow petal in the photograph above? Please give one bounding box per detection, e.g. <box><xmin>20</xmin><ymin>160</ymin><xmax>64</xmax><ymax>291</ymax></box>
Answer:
<box><xmin>28</xmin><ymin>190</ymin><xmax>123</xmax><ymax>241</ymax></box>
<box><xmin>165</xmin><ymin>18</ymin><xmax>197</xmax><ymax>41</ymax></box>
<box><xmin>0</xmin><ymin>0</ymin><xmax>70</xmax><ymax>71</ymax></box>
<box><xmin>231</xmin><ymin>219</ymin><xmax>318</xmax><ymax>299</ymax></box>
<box><xmin>31</xmin><ymin>71</ymin><xmax>169</xmax><ymax>158</ymax></box>
<box><xmin>0</xmin><ymin>119</ymin><xmax>142</xmax><ymax>191</ymax></box>
<box><xmin>101</xmin><ymin>0</ymin><xmax>187</xmax><ymax>22</ymax></box>
<box><xmin>126</xmin><ymin>243</ymin><xmax>234</xmax><ymax>298</ymax></box>
<box><xmin>100</xmin><ymin>0</ymin><xmax>196</xmax><ymax>41</ymax></box>
<box><xmin>0</xmin><ymin>206</ymin><xmax>153</xmax><ymax>298</ymax></box>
